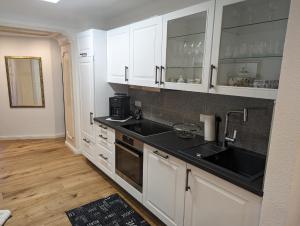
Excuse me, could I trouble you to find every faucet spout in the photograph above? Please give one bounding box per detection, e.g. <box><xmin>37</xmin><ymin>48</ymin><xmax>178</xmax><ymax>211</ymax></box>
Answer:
<box><xmin>223</xmin><ymin>108</ymin><xmax>248</xmax><ymax>148</ymax></box>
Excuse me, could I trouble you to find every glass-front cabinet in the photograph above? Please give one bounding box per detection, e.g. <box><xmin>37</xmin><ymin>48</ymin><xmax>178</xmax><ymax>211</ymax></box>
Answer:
<box><xmin>210</xmin><ymin>0</ymin><xmax>291</xmax><ymax>99</ymax></box>
<box><xmin>161</xmin><ymin>2</ymin><xmax>215</xmax><ymax>92</ymax></box>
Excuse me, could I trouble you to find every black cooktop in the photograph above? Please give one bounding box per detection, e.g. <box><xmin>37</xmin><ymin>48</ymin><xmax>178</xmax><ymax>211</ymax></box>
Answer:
<box><xmin>122</xmin><ymin>121</ymin><xmax>172</xmax><ymax>136</ymax></box>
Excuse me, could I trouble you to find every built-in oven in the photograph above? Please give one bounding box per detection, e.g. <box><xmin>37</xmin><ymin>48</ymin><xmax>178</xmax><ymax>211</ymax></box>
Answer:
<box><xmin>115</xmin><ymin>131</ymin><xmax>143</xmax><ymax>192</ymax></box>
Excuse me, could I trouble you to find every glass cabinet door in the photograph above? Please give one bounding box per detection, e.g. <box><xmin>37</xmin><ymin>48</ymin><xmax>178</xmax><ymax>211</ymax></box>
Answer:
<box><xmin>161</xmin><ymin>2</ymin><xmax>214</xmax><ymax>92</ymax></box>
<box><xmin>211</xmin><ymin>0</ymin><xmax>290</xmax><ymax>99</ymax></box>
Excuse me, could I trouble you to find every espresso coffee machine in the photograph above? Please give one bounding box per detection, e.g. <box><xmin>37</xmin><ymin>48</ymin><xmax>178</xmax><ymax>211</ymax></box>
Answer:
<box><xmin>109</xmin><ymin>93</ymin><xmax>130</xmax><ymax>120</ymax></box>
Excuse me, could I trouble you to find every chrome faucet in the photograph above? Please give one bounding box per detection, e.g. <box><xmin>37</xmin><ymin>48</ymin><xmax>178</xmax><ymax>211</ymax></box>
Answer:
<box><xmin>223</xmin><ymin>108</ymin><xmax>248</xmax><ymax>147</ymax></box>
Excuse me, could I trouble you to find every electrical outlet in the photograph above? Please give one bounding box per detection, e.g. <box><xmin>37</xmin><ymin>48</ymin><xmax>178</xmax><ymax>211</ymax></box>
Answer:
<box><xmin>135</xmin><ymin>100</ymin><xmax>142</xmax><ymax>108</ymax></box>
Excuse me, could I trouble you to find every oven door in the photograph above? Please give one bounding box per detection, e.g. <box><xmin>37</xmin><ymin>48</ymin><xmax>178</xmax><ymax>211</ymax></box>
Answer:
<box><xmin>115</xmin><ymin>142</ymin><xmax>143</xmax><ymax>192</ymax></box>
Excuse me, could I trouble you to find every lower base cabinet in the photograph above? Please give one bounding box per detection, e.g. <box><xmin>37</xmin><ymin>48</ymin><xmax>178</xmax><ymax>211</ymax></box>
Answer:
<box><xmin>143</xmin><ymin>144</ymin><xmax>186</xmax><ymax>226</ymax></box>
<box><xmin>82</xmin><ymin>132</ymin><xmax>262</xmax><ymax>226</ymax></box>
<box><xmin>184</xmin><ymin>164</ymin><xmax>262</xmax><ymax>226</ymax></box>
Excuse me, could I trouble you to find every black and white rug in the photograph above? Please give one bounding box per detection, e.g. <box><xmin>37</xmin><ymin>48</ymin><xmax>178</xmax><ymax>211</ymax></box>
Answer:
<box><xmin>66</xmin><ymin>194</ymin><xmax>150</xmax><ymax>226</ymax></box>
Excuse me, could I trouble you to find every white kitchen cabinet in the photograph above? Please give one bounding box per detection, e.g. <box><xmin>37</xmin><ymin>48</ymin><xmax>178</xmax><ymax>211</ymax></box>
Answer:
<box><xmin>107</xmin><ymin>26</ymin><xmax>130</xmax><ymax>84</ymax></box>
<box><xmin>77</xmin><ymin>30</ymin><xmax>94</xmax><ymax>57</ymax></box>
<box><xmin>209</xmin><ymin>0</ymin><xmax>290</xmax><ymax>99</ymax></box>
<box><xmin>161</xmin><ymin>1</ymin><xmax>215</xmax><ymax>92</ymax></box>
<box><xmin>129</xmin><ymin>17</ymin><xmax>163</xmax><ymax>87</ymax></box>
<box><xmin>143</xmin><ymin>144</ymin><xmax>186</xmax><ymax>226</ymax></box>
<box><xmin>78</xmin><ymin>56</ymin><xmax>95</xmax><ymax>141</ymax></box>
<box><xmin>184</xmin><ymin>164</ymin><xmax>262</xmax><ymax>226</ymax></box>
<box><xmin>77</xmin><ymin>29</ymin><xmax>116</xmax><ymax>154</ymax></box>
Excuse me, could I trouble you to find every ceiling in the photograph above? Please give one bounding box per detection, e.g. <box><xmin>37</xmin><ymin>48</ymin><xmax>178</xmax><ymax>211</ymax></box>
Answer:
<box><xmin>0</xmin><ymin>0</ymin><xmax>206</xmax><ymax>31</ymax></box>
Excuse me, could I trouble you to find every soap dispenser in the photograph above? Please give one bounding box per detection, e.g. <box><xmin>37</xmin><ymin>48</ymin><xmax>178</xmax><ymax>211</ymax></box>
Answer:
<box><xmin>200</xmin><ymin>114</ymin><xmax>216</xmax><ymax>141</ymax></box>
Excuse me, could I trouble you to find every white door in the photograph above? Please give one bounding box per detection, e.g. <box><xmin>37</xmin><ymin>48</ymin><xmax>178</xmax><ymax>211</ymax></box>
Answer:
<box><xmin>107</xmin><ymin>26</ymin><xmax>130</xmax><ymax>84</ymax></box>
<box><xmin>184</xmin><ymin>164</ymin><xmax>262</xmax><ymax>226</ymax></box>
<box><xmin>161</xmin><ymin>1</ymin><xmax>215</xmax><ymax>92</ymax></box>
<box><xmin>210</xmin><ymin>0</ymin><xmax>290</xmax><ymax>99</ymax></box>
<box><xmin>79</xmin><ymin>57</ymin><xmax>95</xmax><ymax>139</ymax></box>
<box><xmin>129</xmin><ymin>17</ymin><xmax>162</xmax><ymax>87</ymax></box>
<box><xmin>143</xmin><ymin>145</ymin><xmax>186</xmax><ymax>226</ymax></box>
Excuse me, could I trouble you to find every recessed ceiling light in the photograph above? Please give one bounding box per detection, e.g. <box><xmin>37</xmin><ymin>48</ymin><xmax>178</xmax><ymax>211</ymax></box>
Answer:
<box><xmin>41</xmin><ymin>0</ymin><xmax>61</xmax><ymax>3</ymax></box>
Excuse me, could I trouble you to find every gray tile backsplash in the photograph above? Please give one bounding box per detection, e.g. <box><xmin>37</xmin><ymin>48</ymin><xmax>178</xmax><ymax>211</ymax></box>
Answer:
<box><xmin>129</xmin><ymin>88</ymin><xmax>274</xmax><ymax>155</ymax></box>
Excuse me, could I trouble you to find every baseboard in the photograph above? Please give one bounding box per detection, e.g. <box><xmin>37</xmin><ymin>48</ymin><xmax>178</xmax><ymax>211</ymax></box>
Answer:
<box><xmin>65</xmin><ymin>140</ymin><xmax>81</xmax><ymax>154</ymax></box>
<box><xmin>0</xmin><ymin>133</ymin><xmax>65</xmax><ymax>140</ymax></box>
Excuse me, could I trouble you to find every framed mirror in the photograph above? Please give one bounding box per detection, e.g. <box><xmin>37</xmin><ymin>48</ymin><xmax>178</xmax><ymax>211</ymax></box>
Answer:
<box><xmin>5</xmin><ymin>56</ymin><xmax>45</xmax><ymax>108</ymax></box>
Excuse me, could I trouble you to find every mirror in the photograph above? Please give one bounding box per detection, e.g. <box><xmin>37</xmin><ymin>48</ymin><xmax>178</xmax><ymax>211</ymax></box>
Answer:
<box><xmin>5</xmin><ymin>56</ymin><xmax>45</xmax><ymax>108</ymax></box>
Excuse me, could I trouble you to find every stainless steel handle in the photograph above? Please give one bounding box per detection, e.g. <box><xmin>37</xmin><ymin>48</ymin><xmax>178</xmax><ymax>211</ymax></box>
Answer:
<box><xmin>98</xmin><ymin>124</ymin><xmax>107</xmax><ymax>129</ymax></box>
<box><xmin>99</xmin><ymin>154</ymin><xmax>108</xmax><ymax>161</ymax></box>
<box><xmin>155</xmin><ymin>66</ymin><xmax>159</xmax><ymax>84</ymax></box>
<box><xmin>125</xmin><ymin>66</ymin><xmax>129</xmax><ymax>82</ymax></box>
<box><xmin>185</xmin><ymin>169</ymin><xmax>191</xmax><ymax>191</ymax></box>
<box><xmin>115</xmin><ymin>143</ymin><xmax>140</xmax><ymax>158</ymax></box>
<box><xmin>209</xmin><ymin>64</ymin><xmax>216</xmax><ymax>88</ymax></box>
<box><xmin>83</xmin><ymin>138</ymin><xmax>90</xmax><ymax>144</ymax></box>
<box><xmin>153</xmin><ymin>150</ymin><xmax>169</xmax><ymax>159</ymax></box>
<box><xmin>90</xmin><ymin>112</ymin><xmax>94</xmax><ymax>125</ymax></box>
<box><xmin>99</xmin><ymin>134</ymin><xmax>108</xmax><ymax>140</ymax></box>
<box><xmin>160</xmin><ymin>66</ymin><xmax>165</xmax><ymax>85</ymax></box>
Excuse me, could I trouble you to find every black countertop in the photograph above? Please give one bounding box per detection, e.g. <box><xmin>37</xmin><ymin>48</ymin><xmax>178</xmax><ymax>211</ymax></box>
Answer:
<box><xmin>94</xmin><ymin>117</ymin><xmax>264</xmax><ymax>196</ymax></box>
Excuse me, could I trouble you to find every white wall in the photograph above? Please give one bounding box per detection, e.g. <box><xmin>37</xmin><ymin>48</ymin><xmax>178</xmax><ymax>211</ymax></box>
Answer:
<box><xmin>259</xmin><ymin>0</ymin><xmax>300</xmax><ymax>225</ymax></box>
<box><xmin>0</xmin><ymin>35</ymin><xmax>65</xmax><ymax>139</ymax></box>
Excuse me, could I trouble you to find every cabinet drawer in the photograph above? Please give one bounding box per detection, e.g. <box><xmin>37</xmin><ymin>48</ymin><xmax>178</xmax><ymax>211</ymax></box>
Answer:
<box><xmin>81</xmin><ymin>133</ymin><xmax>95</xmax><ymax>159</ymax></box>
<box><xmin>94</xmin><ymin>144</ymin><xmax>114</xmax><ymax>177</ymax></box>
<box><xmin>94</xmin><ymin>122</ymin><xmax>115</xmax><ymax>145</ymax></box>
<box><xmin>95</xmin><ymin>133</ymin><xmax>114</xmax><ymax>151</ymax></box>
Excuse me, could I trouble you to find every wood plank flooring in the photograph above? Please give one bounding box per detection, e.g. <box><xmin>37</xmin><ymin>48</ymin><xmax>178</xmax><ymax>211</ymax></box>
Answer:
<box><xmin>0</xmin><ymin>139</ymin><xmax>164</xmax><ymax>226</ymax></box>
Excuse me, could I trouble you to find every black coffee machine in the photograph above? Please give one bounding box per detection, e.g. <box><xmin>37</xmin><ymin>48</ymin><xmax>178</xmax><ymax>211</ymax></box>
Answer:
<box><xmin>109</xmin><ymin>93</ymin><xmax>130</xmax><ymax>120</ymax></box>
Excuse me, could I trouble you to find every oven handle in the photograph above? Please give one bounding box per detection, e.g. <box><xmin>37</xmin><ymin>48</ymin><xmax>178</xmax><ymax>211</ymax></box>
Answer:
<box><xmin>115</xmin><ymin>142</ymin><xmax>140</xmax><ymax>158</ymax></box>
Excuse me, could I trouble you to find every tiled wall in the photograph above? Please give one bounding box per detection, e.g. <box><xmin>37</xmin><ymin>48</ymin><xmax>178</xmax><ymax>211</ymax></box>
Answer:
<box><xmin>129</xmin><ymin>88</ymin><xmax>274</xmax><ymax>155</ymax></box>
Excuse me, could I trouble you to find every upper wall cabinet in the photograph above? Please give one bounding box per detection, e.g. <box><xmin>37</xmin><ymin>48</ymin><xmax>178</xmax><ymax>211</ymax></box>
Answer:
<box><xmin>106</xmin><ymin>0</ymin><xmax>290</xmax><ymax>99</ymax></box>
<box><xmin>161</xmin><ymin>1</ymin><xmax>215</xmax><ymax>92</ymax></box>
<box><xmin>129</xmin><ymin>17</ymin><xmax>163</xmax><ymax>87</ymax></box>
<box><xmin>210</xmin><ymin>0</ymin><xmax>290</xmax><ymax>99</ymax></box>
<box><xmin>107</xmin><ymin>26</ymin><xmax>130</xmax><ymax>84</ymax></box>
<box><xmin>78</xmin><ymin>30</ymin><xmax>94</xmax><ymax>57</ymax></box>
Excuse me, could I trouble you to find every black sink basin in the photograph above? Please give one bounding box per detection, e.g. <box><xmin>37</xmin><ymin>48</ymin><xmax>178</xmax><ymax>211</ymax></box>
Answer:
<box><xmin>204</xmin><ymin>146</ymin><xmax>266</xmax><ymax>181</ymax></box>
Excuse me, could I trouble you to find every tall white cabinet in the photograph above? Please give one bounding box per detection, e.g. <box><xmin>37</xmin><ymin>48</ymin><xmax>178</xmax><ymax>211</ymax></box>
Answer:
<box><xmin>77</xmin><ymin>29</ymin><xmax>116</xmax><ymax>153</ymax></box>
<box><xmin>78</xmin><ymin>56</ymin><xmax>95</xmax><ymax>144</ymax></box>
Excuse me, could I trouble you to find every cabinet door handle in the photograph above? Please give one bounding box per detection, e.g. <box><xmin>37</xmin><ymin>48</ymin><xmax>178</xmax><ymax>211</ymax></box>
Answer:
<box><xmin>83</xmin><ymin>138</ymin><xmax>90</xmax><ymax>144</ymax></box>
<box><xmin>185</xmin><ymin>169</ymin><xmax>191</xmax><ymax>191</ymax></box>
<box><xmin>99</xmin><ymin>154</ymin><xmax>108</xmax><ymax>161</ymax></box>
<box><xmin>155</xmin><ymin>66</ymin><xmax>159</xmax><ymax>84</ymax></box>
<box><xmin>99</xmin><ymin>134</ymin><xmax>108</xmax><ymax>140</ymax></box>
<box><xmin>153</xmin><ymin>150</ymin><xmax>169</xmax><ymax>159</ymax></box>
<box><xmin>90</xmin><ymin>112</ymin><xmax>94</xmax><ymax>125</ymax></box>
<box><xmin>125</xmin><ymin>66</ymin><xmax>129</xmax><ymax>82</ymax></box>
<box><xmin>160</xmin><ymin>66</ymin><xmax>165</xmax><ymax>85</ymax></box>
<box><xmin>209</xmin><ymin>64</ymin><xmax>216</xmax><ymax>89</ymax></box>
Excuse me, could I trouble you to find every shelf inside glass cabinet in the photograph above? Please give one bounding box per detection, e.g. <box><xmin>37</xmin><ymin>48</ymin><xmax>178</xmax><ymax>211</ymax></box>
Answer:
<box><xmin>216</xmin><ymin>0</ymin><xmax>290</xmax><ymax>89</ymax></box>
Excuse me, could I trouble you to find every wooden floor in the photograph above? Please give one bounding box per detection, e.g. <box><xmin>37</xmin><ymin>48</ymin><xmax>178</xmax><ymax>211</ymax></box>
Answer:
<box><xmin>0</xmin><ymin>139</ymin><xmax>164</xmax><ymax>226</ymax></box>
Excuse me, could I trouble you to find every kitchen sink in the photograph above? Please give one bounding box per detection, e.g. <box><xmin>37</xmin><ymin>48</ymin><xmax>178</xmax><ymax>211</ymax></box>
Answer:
<box><xmin>204</xmin><ymin>146</ymin><xmax>266</xmax><ymax>181</ymax></box>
